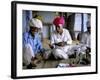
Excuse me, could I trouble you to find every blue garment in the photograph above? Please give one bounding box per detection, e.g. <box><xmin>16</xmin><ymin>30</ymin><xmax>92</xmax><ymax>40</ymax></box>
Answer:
<box><xmin>23</xmin><ymin>32</ymin><xmax>43</xmax><ymax>55</ymax></box>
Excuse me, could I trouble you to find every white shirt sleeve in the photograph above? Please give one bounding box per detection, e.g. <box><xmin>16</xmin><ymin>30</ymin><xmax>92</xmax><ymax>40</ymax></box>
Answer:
<box><xmin>50</xmin><ymin>33</ymin><xmax>55</xmax><ymax>45</ymax></box>
<box><xmin>50</xmin><ymin>33</ymin><xmax>56</xmax><ymax>48</ymax></box>
<box><xmin>64</xmin><ymin>29</ymin><xmax>72</xmax><ymax>44</ymax></box>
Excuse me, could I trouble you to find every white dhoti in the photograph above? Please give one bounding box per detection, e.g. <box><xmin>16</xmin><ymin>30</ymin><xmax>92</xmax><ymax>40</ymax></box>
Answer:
<box><xmin>53</xmin><ymin>45</ymin><xmax>71</xmax><ymax>59</ymax></box>
<box><xmin>23</xmin><ymin>44</ymin><xmax>35</xmax><ymax>65</ymax></box>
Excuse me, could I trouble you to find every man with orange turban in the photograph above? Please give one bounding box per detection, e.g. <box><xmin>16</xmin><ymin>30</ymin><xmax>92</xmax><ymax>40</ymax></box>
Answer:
<box><xmin>50</xmin><ymin>16</ymin><xmax>72</xmax><ymax>59</ymax></box>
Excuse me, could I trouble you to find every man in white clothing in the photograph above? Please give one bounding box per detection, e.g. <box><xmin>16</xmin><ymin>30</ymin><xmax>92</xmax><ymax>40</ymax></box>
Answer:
<box><xmin>49</xmin><ymin>16</ymin><xmax>72</xmax><ymax>59</ymax></box>
<box><xmin>81</xmin><ymin>22</ymin><xmax>91</xmax><ymax>48</ymax></box>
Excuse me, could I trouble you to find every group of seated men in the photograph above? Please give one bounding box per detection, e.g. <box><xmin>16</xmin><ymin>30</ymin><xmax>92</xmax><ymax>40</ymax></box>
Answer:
<box><xmin>23</xmin><ymin>16</ymin><xmax>91</xmax><ymax>69</ymax></box>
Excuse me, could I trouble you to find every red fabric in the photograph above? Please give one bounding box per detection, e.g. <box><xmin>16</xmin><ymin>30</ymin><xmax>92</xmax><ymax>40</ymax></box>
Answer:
<box><xmin>53</xmin><ymin>16</ymin><xmax>65</xmax><ymax>26</ymax></box>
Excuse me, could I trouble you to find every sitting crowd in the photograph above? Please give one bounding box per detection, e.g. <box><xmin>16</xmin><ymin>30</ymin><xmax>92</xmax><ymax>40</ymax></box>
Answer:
<box><xmin>23</xmin><ymin>16</ymin><xmax>91</xmax><ymax>69</ymax></box>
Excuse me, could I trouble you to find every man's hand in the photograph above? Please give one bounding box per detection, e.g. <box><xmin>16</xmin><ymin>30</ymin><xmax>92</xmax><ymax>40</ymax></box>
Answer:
<box><xmin>57</xmin><ymin>42</ymin><xmax>63</xmax><ymax>46</ymax></box>
<box><xmin>49</xmin><ymin>42</ymin><xmax>67</xmax><ymax>48</ymax></box>
<box><xmin>49</xmin><ymin>44</ymin><xmax>54</xmax><ymax>49</ymax></box>
<box><xmin>31</xmin><ymin>57</ymin><xmax>36</xmax><ymax>61</ymax></box>
<box><xmin>55</xmin><ymin>42</ymin><xmax>66</xmax><ymax>47</ymax></box>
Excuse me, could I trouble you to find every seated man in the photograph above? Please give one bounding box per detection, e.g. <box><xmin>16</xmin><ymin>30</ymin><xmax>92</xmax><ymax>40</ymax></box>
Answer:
<box><xmin>49</xmin><ymin>16</ymin><xmax>72</xmax><ymax>59</ymax></box>
<box><xmin>81</xmin><ymin>22</ymin><xmax>91</xmax><ymax>49</ymax></box>
<box><xmin>23</xmin><ymin>18</ymin><xmax>44</xmax><ymax>69</ymax></box>
<box><xmin>77</xmin><ymin>22</ymin><xmax>91</xmax><ymax>65</ymax></box>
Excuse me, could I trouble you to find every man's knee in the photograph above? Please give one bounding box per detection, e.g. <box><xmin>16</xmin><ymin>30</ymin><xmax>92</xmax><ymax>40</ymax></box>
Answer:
<box><xmin>53</xmin><ymin>49</ymin><xmax>68</xmax><ymax>59</ymax></box>
<box><xmin>53</xmin><ymin>49</ymin><xmax>61</xmax><ymax>55</ymax></box>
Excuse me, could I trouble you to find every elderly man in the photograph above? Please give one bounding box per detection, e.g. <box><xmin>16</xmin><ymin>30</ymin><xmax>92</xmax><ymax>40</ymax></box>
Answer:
<box><xmin>50</xmin><ymin>16</ymin><xmax>72</xmax><ymax>59</ymax></box>
<box><xmin>23</xmin><ymin>18</ymin><xmax>43</xmax><ymax>69</ymax></box>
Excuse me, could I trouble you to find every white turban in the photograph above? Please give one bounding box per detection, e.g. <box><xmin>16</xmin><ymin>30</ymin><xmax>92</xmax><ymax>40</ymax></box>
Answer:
<box><xmin>29</xmin><ymin>18</ymin><xmax>43</xmax><ymax>29</ymax></box>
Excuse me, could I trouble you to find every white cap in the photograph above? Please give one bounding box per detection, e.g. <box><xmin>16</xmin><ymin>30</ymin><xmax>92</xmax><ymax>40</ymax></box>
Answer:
<box><xmin>29</xmin><ymin>18</ymin><xmax>43</xmax><ymax>29</ymax></box>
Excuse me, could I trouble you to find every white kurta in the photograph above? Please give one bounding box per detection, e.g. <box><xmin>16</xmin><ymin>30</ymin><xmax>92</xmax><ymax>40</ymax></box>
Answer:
<box><xmin>23</xmin><ymin>44</ymin><xmax>35</xmax><ymax>65</ymax></box>
<box><xmin>51</xmin><ymin>28</ymin><xmax>72</xmax><ymax>59</ymax></box>
<box><xmin>81</xmin><ymin>31</ymin><xmax>91</xmax><ymax>48</ymax></box>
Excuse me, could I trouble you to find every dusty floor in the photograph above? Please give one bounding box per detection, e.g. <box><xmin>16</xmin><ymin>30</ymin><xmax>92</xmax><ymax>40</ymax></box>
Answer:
<box><xmin>23</xmin><ymin>39</ymin><xmax>91</xmax><ymax>69</ymax></box>
<box><xmin>23</xmin><ymin>53</ymin><xmax>91</xmax><ymax>69</ymax></box>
